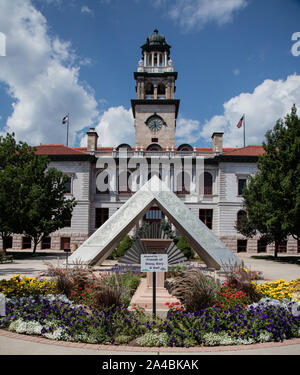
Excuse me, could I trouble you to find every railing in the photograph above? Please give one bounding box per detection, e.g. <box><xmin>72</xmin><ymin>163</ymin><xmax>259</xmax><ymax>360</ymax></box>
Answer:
<box><xmin>94</xmin><ymin>150</ymin><xmax>215</xmax><ymax>158</ymax></box>
<box><xmin>137</xmin><ymin>66</ymin><xmax>174</xmax><ymax>73</ymax></box>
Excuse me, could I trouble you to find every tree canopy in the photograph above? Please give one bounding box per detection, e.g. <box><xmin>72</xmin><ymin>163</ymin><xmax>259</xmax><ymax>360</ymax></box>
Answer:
<box><xmin>0</xmin><ymin>133</ymin><xmax>77</xmax><ymax>254</ymax></box>
<box><xmin>237</xmin><ymin>105</ymin><xmax>300</xmax><ymax>257</ymax></box>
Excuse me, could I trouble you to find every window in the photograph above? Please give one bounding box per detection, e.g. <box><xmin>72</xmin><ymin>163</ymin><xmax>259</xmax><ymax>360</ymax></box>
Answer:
<box><xmin>96</xmin><ymin>170</ymin><xmax>109</xmax><ymax>194</ymax></box>
<box><xmin>237</xmin><ymin>210</ymin><xmax>247</xmax><ymax>226</ymax></box>
<box><xmin>298</xmin><ymin>239</ymin><xmax>300</xmax><ymax>253</ymax></box>
<box><xmin>41</xmin><ymin>236</ymin><xmax>51</xmax><ymax>250</ymax></box>
<box><xmin>278</xmin><ymin>240</ymin><xmax>287</xmax><ymax>253</ymax></box>
<box><xmin>145</xmin><ymin>82</ymin><xmax>154</xmax><ymax>96</ymax></box>
<box><xmin>199</xmin><ymin>209</ymin><xmax>213</xmax><ymax>229</ymax></box>
<box><xmin>238</xmin><ymin>178</ymin><xmax>247</xmax><ymax>196</ymax></box>
<box><xmin>61</xmin><ymin>237</ymin><xmax>70</xmax><ymax>251</ymax></box>
<box><xmin>144</xmin><ymin>207</ymin><xmax>162</xmax><ymax>223</ymax></box>
<box><xmin>257</xmin><ymin>239</ymin><xmax>267</xmax><ymax>253</ymax></box>
<box><xmin>204</xmin><ymin>172</ymin><xmax>213</xmax><ymax>195</ymax></box>
<box><xmin>237</xmin><ymin>239</ymin><xmax>247</xmax><ymax>253</ymax></box>
<box><xmin>95</xmin><ymin>208</ymin><xmax>109</xmax><ymax>228</ymax></box>
<box><xmin>151</xmin><ymin>138</ymin><xmax>158</xmax><ymax>143</ymax></box>
<box><xmin>157</xmin><ymin>83</ymin><xmax>165</xmax><ymax>95</ymax></box>
<box><xmin>4</xmin><ymin>236</ymin><xmax>13</xmax><ymax>249</ymax></box>
<box><xmin>64</xmin><ymin>176</ymin><xmax>72</xmax><ymax>194</ymax></box>
<box><xmin>118</xmin><ymin>171</ymin><xmax>131</xmax><ymax>193</ymax></box>
<box><xmin>176</xmin><ymin>171</ymin><xmax>190</xmax><ymax>194</ymax></box>
<box><xmin>22</xmin><ymin>237</ymin><xmax>32</xmax><ymax>249</ymax></box>
<box><xmin>64</xmin><ymin>215</ymin><xmax>72</xmax><ymax>228</ymax></box>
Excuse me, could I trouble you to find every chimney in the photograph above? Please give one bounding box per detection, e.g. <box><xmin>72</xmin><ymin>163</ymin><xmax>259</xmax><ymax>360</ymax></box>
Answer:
<box><xmin>211</xmin><ymin>132</ymin><xmax>223</xmax><ymax>153</ymax></box>
<box><xmin>87</xmin><ymin>128</ymin><xmax>98</xmax><ymax>152</ymax></box>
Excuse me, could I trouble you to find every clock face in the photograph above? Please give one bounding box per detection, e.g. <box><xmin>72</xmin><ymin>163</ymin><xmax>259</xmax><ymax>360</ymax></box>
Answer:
<box><xmin>147</xmin><ymin>116</ymin><xmax>164</xmax><ymax>133</ymax></box>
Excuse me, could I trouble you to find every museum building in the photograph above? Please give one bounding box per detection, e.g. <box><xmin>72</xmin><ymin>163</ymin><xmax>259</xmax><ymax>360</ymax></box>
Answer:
<box><xmin>2</xmin><ymin>30</ymin><xmax>299</xmax><ymax>255</ymax></box>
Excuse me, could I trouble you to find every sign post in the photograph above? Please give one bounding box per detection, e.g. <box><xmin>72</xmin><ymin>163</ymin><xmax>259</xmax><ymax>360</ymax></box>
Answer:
<box><xmin>141</xmin><ymin>253</ymin><xmax>168</xmax><ymax>317</ymax></box>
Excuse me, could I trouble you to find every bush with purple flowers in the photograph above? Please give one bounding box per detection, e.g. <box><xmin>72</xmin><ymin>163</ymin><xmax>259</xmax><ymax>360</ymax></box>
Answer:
<box><xmin>163</xmin><ymin>300</ymin><xmax>300</xmax><ymax>347</ymax></box>
<box><xmin>0</xmin><ymin>293</ymin><xmax>299</xmax><ymax>347</ymax></box>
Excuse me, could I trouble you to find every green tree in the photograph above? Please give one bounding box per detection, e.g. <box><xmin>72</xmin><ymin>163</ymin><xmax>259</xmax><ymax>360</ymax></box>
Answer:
<box><xmin>0</xmin><ymin>133</ymin><xmax>40</xmax><ymax>254</ymax></box>
<box><xmin>238</xmin><ymin>105</ymin><xmax>300</xmax><ymax>257</ymax></box>
<box><xmin>0</xmin><ymin>133</ymin><xmax>77</xmax><ymax>254</ymax></box>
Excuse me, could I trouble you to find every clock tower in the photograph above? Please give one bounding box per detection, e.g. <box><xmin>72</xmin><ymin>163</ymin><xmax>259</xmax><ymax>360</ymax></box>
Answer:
<box><xmin>131</xmin><ymin>30</ymin><xmax>180</xmax><ymax>149</ymax></box>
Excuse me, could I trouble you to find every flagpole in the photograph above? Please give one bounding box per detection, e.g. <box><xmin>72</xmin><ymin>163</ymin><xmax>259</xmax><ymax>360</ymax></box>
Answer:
<box><xmin>243</xmin><ymin>114</ymin><xmax>245</xmax><ymax>148</ymax></box>
<box><xmin>66</xmin><ymin>113</ymin><xmax>69</xmax><ymax>147</ymax></box>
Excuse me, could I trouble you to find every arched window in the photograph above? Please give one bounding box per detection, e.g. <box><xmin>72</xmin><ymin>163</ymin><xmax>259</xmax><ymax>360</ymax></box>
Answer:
<box><xmin>145</xmin><ymin>82</ymin><xmax>154</xmax><ymax>95</ymax></box>
<box><xmin>96</xmin><ymin>170</ymin><xmax>109</xmax><ymax>194</ymax></box>
<box><xmin>157</xmin><ymin>83</ymin><xmax>165</xmax><ymax>95</ymax></box>
<box><xmin>118</xmin><ymin>171</ymin><xmax>131</xmax><ymax>193</ymax></box>
<box><xmin>177</xmin><ymin>144</ymin><xmax>193</xmax><ymax>152</ymax></box>
<box><xmin>204</xmin><ymin>172</ymin><xmax>213</xmax><ymax>195</ymax></box>
<box><xmin>146</xmin><ymin>143</ymin><xmax>162</xmax><ymax>152</ymax></box>
<box><xmin>116</xmin><ymin>144</ymin><xmax>132</xmax><ymax>151</ymax></box>
<box><xmin>176</xmin><ymin>171</ymin><xmax>190</xmax><ymax>194</ymax></box>
<box><xmin>237</xmin><ymin>210</ymin><xmax>247</xmax><ymax>226</ymax></box>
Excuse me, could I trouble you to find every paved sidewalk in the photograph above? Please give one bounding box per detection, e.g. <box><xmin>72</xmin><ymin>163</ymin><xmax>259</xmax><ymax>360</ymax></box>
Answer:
<box><xmin>0</xmin><ymin>330</ymin><xmax>300</xmax><ymax>355</ymax></box>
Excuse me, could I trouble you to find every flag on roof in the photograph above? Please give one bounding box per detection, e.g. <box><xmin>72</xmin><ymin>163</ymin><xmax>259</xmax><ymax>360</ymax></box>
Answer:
<box><xmin>236</xmin><ymin>115</ymin><xmax>244</xmax><ymax>128</ymax></box>
<box><xmin>62</xmin><ymin>115</ymin><xmax>69</xmax><ymax>124</ymax></box>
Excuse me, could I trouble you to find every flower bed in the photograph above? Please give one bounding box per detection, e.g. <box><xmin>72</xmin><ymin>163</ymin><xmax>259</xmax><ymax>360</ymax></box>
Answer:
<box><xmin>0</xmin><ymin>275</ymin><xmax>58</xmax><ymax>298</ymax></box>
<box><xmin>0</xmin><ymin>271</ymin><xmax>299</xmax><ymax>348</ymax></box>
<box><xmin>252</xmin><ymin>279</ymin><xmax>300</xmax><ymax>301</ymax></box>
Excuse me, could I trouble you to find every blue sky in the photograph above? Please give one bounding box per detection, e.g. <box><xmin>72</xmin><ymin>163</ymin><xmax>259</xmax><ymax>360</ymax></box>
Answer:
<box><xmin>0</xmin><ymin>0</ymin><xmax>299</xmax><ymax>148</ymax></box>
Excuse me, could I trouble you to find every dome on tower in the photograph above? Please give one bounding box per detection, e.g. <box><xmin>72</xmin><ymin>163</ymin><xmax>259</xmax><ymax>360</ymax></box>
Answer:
<box><xmin>141</xmin><ymin>29</ymin><xmax>171</xmax><ymax>54</ymax></box>
<box><xmin>148</xmin><ymin>29</ymin><xmax>166</xmax><ymax>46</ymax></box>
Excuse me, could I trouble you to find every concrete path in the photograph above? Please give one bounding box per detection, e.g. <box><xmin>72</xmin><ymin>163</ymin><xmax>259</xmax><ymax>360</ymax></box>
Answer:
<box><xmin>237</xmin><ymin>253</ymin><xmax>300</xmax><ymax>282</ymax></box>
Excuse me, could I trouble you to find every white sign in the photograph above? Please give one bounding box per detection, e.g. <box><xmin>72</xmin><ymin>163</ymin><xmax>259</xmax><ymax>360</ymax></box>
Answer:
<box><xmin>0</xmin><ymin>293</ymin><xmax>5</xmax><ymax>316</ymax></box>
<box><xmin>141</xmin><ymin>254</ymin><xmax>168</xmax><ymax>272</ymax></box>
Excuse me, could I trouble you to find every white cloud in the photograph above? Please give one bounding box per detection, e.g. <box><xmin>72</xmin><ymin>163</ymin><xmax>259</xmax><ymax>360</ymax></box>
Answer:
<box><xmin>200</xmin><ymin>74</ymin><xmax>300</xmax><ymax>147</ymax></box>
<box><xmin>175</xmin><ymin>117</ymin><xmax>201</xmax><ymax>145</ymax></box>
<box><xmin>0</xmin><ymin>0</ymin><xmax>99</xmax><ymax>146</ymax></box>
<box><xmin>154</xmin><ymin>0</ymin><xmax>248</xmax><ymax>31</ymax></box>
<box><xmin>233</xmin><ymin>68</ymin><xmax>240</xmax><ymax>76</ymax></box>
<box><xmin>81</xmin><ymin>6</ymin><xmax>94</xmax><ymax>16</ymax></box>
<box><xmin>80</xmin><ymin>106</ymin><xmax>134</xmax><ymax>148</ymax></box>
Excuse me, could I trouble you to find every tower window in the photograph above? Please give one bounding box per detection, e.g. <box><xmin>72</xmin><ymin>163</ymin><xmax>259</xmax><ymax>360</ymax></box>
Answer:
<box><xmin>158</xmin><ymin>83</ymin><xmax>165</xmax><ymax>95</ymax></box>
<box><xmin>145</xmin><ymin>82</ymin><xmax>154</xmax><ymax>95</ymax></box>
<box><xmin>152</xmin><ymin>138</ymin><xmax>158</xmax><ymax>143</ymax></box>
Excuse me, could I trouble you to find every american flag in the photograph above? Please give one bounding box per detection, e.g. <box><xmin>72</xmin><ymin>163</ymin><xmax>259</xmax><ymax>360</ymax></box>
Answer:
<box><xmin>62</xmin><ymin>115</ymin><xmax>69</xmax><ymax>124</ymax></box>
<box><xmin>236</xmin><ymin>115</ymin><xmax>244</xmax><ymax>128</ymax></box>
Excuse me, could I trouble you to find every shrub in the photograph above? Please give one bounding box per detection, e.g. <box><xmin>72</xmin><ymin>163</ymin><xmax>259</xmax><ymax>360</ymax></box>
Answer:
<box><xmin>0</xmin><ymin>275</ymin><xmax>58</xmax><ymax>298</ymax></box>
<box><xmin>168</xmin><ymin>268</ymin><xmax>221</xmax><ymax>312</ymax></box>
<box><xmin>176</xmin><ymin>236</ymin><xmax>194</xmax><ymax>259</ymax></box>
<box><xmin>223</xmin><ymin>263</ymin><xmax>261</xmax><ymax>303</ymax></box>
<box><xmin>136</xmin><ymin>332</ymin><xmax>169</xmax><ymax>347</ymax></box>
<box><xmin>216</xmin><ymin>282</ymin><xmax>251</xmax><ymax>309</ymax></box>
<box><xmin>44</xmin><ymin>261</ymin><xmax>91</xmax><ymax>298</ymax></box>
<box><xmin>109</xmin><ymin>235</ymin><xmax>133</xmax><ymax>259</ymax></box>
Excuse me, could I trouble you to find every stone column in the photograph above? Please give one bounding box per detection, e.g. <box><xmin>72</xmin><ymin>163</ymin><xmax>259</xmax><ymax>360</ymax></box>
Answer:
<box><xmin>144</xmin><ymin>52</ymin><xmax>147</xmax><ymax>67</ymax></box>
<box><xmin>151</xmin><ymin>52</ymin><xmax>154</xmax><ymax>67</ymax></box>
<box><xmin>164</xmin><ymin>52</ymin><xmax>167</xmax><ymax>66</ymax></box>
<box><xmin>154</xmin><ymin>85</ymin><xmax>158</xmax><ymax>99</ymax></box>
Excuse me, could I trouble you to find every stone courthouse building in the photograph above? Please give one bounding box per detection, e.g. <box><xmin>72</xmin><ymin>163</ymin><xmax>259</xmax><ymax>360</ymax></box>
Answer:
<box><xmin>3</xmin><ymin>30</ymin><xmax>299</xmax><ymax>254</ymax></box>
